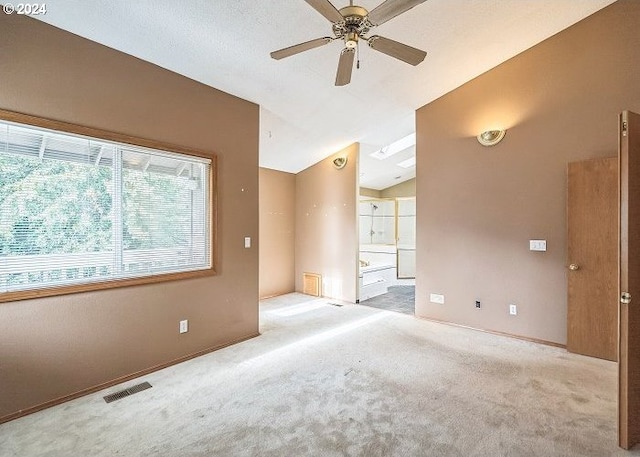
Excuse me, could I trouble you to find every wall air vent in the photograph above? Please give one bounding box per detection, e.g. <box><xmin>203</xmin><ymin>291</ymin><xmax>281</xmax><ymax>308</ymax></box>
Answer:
<box><xmin>303</xmin><ymin>272</ymin><xmax>322</xmax><ymax>297</ymax></box>
<box><xmin>103</xmin><ymin>381</ymin><xmax>152</xmax><ymax>403</ymax></box>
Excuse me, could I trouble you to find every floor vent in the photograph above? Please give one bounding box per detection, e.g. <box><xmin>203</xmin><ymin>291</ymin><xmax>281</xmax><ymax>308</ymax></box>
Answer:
<box><xmin>303</xmin><ymin>272</ymin><xmax>322</xmax><ymax>297</ymax></box>
<box><xmin>103</xmin><ymin>381</ymin><xmax>152</xmax><ymax>403</ymax></box>
<box><xmin>327</xmin><ymin>302</ymin><xmax>343</xmax><ymax>307</ymax></box>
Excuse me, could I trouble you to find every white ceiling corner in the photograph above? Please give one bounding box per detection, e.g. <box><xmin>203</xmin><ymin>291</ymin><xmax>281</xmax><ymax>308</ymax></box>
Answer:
<box><xmin>35</xmin><ymin>0</ymin><xmax>615</xmax><ymax>190</ymax></box>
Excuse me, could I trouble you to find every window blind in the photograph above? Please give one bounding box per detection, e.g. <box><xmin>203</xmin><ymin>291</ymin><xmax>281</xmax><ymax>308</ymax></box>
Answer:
<box><xmin>0</xmin><ymin>120</ymin><xmax>211</xmax><ymax>294</ymax></box>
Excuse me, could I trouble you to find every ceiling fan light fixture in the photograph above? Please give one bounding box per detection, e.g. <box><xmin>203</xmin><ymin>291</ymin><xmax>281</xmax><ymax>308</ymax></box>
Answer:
<box><xmin>345</xmin><ymin>31</ymin><xmax>359</xmax><ymax>49</ymax></box>
<box><xmin>477</xmin><ymin>129</ymin><xmax>506</xmax><ymax>146</ymax></box>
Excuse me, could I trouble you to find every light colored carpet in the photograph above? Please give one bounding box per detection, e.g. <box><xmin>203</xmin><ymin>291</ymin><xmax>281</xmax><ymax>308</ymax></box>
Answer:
<box><xmin>1</xmin><ymin>293</ymin><xmax>637</xmax><ymax>456</ymax></box>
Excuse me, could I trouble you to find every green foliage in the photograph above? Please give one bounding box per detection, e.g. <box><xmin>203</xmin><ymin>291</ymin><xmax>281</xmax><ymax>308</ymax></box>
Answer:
<box><xmin>1</xmin><ymin>145</ymin><xmax>207</xmax><ymax>292</ymax></box>
<box><xmin>1</xmin><ymin>153</ymin><xmax>195</xmax><ymax>258</ymax></box>
<box><xmin>0</xmin><ymin>154</ymin><xmax>113</xmax><ymax>256</ymax></box>
<box><xmin>122</xmin><ymin>169</ymin><xmax>192</xmax><ymax>250</ymax></box>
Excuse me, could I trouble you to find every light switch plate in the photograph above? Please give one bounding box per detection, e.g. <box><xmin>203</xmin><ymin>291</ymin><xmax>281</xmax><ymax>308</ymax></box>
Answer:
<box><xmin>179</xmin><ymin>320</ymin><xmax>188</xmax><ymax>334</ymax></box>
<box><xmin>430</xmin><ymin>293</ymin><xmax>445</xmax><ymax>304</ymax></box>
<box><xmin>244</xmin><ymin>237</ymin><xmax>251</xmax><ymax>248</ymax></box>
<box><xmin>529</xmin><ymin>239</ymin><xmax>547</xmax><ymax>251</ymax></box>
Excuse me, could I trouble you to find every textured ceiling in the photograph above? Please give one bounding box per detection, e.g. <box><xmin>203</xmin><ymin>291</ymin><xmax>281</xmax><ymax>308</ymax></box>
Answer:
<box><xmin>36</xmin><ymin>0</ymin><xmax>615</xmax><ymax>189</ymax></box>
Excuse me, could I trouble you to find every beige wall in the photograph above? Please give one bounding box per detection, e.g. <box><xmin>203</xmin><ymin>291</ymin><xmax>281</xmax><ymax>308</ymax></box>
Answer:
<box><xmin>0</xmin><ymin>15</ymin><xmax>259</xmax><ymax>419</ymax></box>
<box><xmin>415</xmin><ymin>0</ymin><xmax>640</xmax><ymax>345</ymax></box>
<box><xmin>259</xmin><ymin>168</ymin><xmax>296</xmax><ymax>299</ymax></box>
<box><xmin>295</xmin><ymin>145</ymin><xmax>359</xmax><ymax>302</ymax></box>
<box><xmin>360</xmin><ymin>187</ymin><xmax>381</xmax><ymax>198</ymax></box>
<box><xmin>360</xmin><ymin>179</ymin><xmax>416</xmax><ymax>199</ymax></box>
<box><xmin>381</xmin><ymin>178</ymin><xmax>416</xmax><ymax>198</ymax></box>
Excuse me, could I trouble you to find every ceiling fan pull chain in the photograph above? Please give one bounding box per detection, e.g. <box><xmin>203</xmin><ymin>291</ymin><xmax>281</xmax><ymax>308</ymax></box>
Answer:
<box><xmin>357</xmin><ymin>41</ymin><xmax>360</xmax><ymax>69</ymax></box>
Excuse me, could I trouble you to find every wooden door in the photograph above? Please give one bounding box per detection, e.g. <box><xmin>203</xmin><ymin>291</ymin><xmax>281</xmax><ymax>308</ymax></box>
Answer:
<box><xmin>567</xmin><ymin>157</ymin><xmax>618</xmax><ymax>361</ymax></box>
<box><xmin>619</xmin><ymin>110</ymin><xmax>640</xmax><ymax>449</ymax></box>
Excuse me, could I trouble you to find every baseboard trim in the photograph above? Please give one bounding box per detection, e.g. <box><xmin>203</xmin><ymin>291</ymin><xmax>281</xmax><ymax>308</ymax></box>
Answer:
<box><xmin>259</xmin><ymin>290</ymin><xmax>297</xmax><ymax>300</ymax></box>
<box><xmin>0</xmin><ymin>332</ymin><xmax>260</xmax><ymax>425</ymax></box>
<box><xmin>416</xmin><ymin>316</ymin><xmax>566</xmax><ymax>349</ymax></box>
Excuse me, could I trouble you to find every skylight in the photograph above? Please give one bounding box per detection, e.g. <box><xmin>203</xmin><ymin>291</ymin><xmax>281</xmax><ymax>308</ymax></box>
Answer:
<box><xmin>396</xmin><ymin>156</ymin><xmax>416</xmax><ymax>168</ymax></box>
<box><xmin>369</xmin><ymin>133</ymin><xmax>416</xmax><ymax>160</ymax></box>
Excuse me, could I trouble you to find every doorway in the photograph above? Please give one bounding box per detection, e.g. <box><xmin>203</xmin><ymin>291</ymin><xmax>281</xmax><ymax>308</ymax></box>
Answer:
<box><xmin>358</xmin><ymin>195</ymin><xmax>416</xmax><ymax>315</ymax></box>
<box><xmin>568</xmin><ymin>112</ymin><xmax>640</xmax><ymax>449</ymax></box>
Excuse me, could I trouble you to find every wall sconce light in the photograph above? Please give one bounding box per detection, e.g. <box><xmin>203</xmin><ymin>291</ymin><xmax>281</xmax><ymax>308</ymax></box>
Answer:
<box><xmin>477</xmin><ymin>130</ymin><xmax>506</xmax><ymax>147</ymax></box>
<box><xmin>332</xmin><ymin>156</ymin><xmax>348</xmax><ymax>169</ymax></box>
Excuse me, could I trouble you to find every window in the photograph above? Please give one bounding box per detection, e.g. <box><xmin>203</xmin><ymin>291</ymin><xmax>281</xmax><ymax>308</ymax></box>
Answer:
<box><xmin>0</xmin><ymin>111</ymin><xmax>215</xmax><ymax>302</ymax></box>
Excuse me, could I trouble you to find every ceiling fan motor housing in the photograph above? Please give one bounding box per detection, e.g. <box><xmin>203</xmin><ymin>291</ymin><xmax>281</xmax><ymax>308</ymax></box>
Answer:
<box><xmin>333</xmin><ymin>5</ymin><xmax>371</xmax><ymax>45</ymax></box>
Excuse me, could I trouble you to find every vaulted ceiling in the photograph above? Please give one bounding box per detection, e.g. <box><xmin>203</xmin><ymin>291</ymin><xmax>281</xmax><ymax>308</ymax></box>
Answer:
<box><xmin>36</xmin><ymin>0</ymin><xmax>615</xmax><ymax>189</ymax></box>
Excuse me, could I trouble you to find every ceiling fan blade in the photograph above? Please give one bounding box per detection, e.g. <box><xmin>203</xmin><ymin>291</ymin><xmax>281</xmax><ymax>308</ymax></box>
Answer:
<box><xmin>335</xmin><ymin>48</ymin><xmax>355</xmax><ymax>86</ymax></box>
<box><xmin>270</xmin><ymin>37</ymin><xmax>333</xmax><ymax>60</ymax></box>
<box><xmin>304</xmin><ymin>0</ymin><xmax>344</xmax><ymax>23</ymax></box>
<box><xmin>367</xmin><ymin>0</ymin><xmax>427</xmax><ymax>26</ymax></box>
<box><xmin>368</xmin><ymin>35</ymin><xmax>427</xmax><ymax>65</ymax></box>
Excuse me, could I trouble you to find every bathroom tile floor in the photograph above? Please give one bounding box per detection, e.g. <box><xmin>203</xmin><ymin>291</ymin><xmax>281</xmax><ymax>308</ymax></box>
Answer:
<box><xmin>360</xmin><ymin>285</ymin><xmax>415</xmax><ymax>315</ymax></box>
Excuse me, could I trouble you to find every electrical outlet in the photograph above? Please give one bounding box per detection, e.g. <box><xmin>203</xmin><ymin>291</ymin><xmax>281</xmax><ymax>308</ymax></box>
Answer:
<box><xmin>430</xmin><ymin>293</ymin><xmax>445</xmax><ymax>304</ymax></box>
<box><xmin>179</xmin><ymin>319</ymin><xmax>188</xmax><ymax>333</ymax></box>
<box><xmin>509</xmin><ymin>304</ymin><xmax>517</xmax><ymax>316</ymax></box>
<box><xmin>529</xmin><ymin>240</ymin><xmax>547</xmax><ymax>251</ymax></box>
<box><xmin>475</xmin><ymin>300</ymin><xmax>481</xmax><ymax>309</ymax></box>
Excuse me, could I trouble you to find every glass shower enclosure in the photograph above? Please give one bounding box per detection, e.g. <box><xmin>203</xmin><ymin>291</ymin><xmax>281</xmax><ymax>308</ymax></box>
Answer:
<box><xmin>396</xmin><ymin>197</ymin><xmax>416</xmax><ymax>278</ymax></box>
<box><xmin>359</xmin><ymin>199</ymin><xmax>396</xmax><ymax>245</ymax></box>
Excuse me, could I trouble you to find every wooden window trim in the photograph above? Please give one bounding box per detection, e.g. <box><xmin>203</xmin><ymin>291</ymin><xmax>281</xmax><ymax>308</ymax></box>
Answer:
<box><xmin>0</xmin><ymin>109</ymin><xmax>218</xmax><ymax>303</ymax></box>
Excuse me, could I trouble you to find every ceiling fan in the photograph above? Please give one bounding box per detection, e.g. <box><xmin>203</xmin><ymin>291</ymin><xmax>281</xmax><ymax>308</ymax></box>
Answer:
<box><xmin>270</xmin><ymin>0</ymin><xmax>428</xmax><ymax>86</ymax></box>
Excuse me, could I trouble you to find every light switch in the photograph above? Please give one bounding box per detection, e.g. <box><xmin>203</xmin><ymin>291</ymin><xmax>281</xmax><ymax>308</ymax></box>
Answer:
<box><xmin>529</xmin><ymin>240</ymin><xmax>546</xmax><ymax>251</ymax></box>
<box><xmin>244</xmin><ymin>237</ymin><xmax>251</xmax><ymax>248</ymax></box>
<box><xmin>179</xmin><ymin>320</ymin><xmax>188</xmax><ymax>334</ymax></box>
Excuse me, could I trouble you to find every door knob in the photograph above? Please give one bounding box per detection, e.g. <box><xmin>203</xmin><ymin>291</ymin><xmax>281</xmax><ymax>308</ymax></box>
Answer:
<box><xmin>621</xmin><ymin>292</ymin><xmax>632</xmax><ymax>305</ymax></box>
<box><xmin>569</xmin><ymin>264</ymin><xmax>580</xmax><ymax>271</ymax></box>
